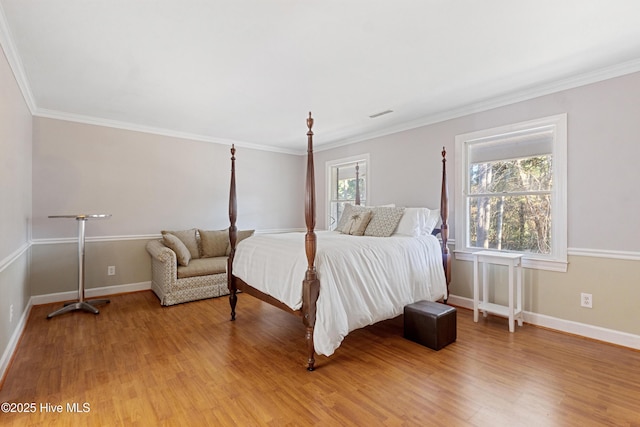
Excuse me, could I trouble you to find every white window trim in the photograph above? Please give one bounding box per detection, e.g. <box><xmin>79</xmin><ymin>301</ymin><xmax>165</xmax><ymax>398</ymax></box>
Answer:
<box><xmin>454</xmin><ymin>114</ymin><xmax>567</xmax><ymax>272</ymax></box>
<box><xmin>325</xmin><ymin>153</ymin><xmax>370</xmax><ymax>230</ymax></box>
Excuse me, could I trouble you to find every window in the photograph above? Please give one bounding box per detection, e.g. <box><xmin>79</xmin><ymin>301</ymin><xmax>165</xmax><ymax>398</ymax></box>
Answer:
<box><xmin>326</xmin><ymin>155</ymin><xmax>369</xmax><ymax>230</ymax></box>
<box><xmin>455</xmin><ymin>114</ymin><xmax>567</xmax><ymax>271</ymax></box>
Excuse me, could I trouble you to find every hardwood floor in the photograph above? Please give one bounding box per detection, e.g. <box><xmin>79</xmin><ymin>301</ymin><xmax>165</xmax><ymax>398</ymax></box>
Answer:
<box><xmin>1</xmin><ymin>291</ymin><xmax>639</xmax><ymax>426</ymax></box>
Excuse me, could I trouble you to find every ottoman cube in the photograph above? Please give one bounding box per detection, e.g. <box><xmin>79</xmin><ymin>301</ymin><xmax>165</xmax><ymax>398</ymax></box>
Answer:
<box><xmin>404</xmin><ymin>301</ymin><xmax>457</xmax><ymax>350</ymax></box>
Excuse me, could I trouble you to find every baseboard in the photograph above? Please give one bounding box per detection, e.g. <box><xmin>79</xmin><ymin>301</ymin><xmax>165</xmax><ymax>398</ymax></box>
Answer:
<box><xmin>447</xmin><ymin>294</ymin><xmax>640</xmax><ymax>350</ymax></box>
<box><xmin>0</xmin><ymin>298</ymin><xmax>32</xmax><ymax>389</ymax></box>
<box><xmin>30</xmin><ymin>281</ymin><xmax>152</xmax><ymax>305</ymax></box>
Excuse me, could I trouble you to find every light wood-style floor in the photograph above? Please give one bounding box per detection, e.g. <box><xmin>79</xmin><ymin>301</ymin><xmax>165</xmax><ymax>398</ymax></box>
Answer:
<box><xmin>1</xmin><ymin>291</ymin><xmax>639</xmax><ymax>426</ymax></box>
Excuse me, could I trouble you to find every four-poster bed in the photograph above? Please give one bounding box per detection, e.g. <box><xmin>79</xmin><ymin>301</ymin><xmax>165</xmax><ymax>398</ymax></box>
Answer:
<box><xmin>227</xmin><ymin>113</ymin><xmax>451</xmax><ymax>371</ymax></box>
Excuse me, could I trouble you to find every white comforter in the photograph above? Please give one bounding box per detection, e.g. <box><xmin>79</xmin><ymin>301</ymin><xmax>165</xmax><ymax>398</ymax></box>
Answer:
<box><xmin>232</xmin><ymin>231</ymin><xmax>447</xmax><ymax>356</ymax></box>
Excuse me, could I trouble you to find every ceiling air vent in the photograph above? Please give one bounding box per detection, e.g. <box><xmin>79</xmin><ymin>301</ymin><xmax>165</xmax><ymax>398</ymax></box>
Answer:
<box><xmin>369</xmin><ymin>109</ymin><xmax>394</xmax><ymax>119</ymax></box>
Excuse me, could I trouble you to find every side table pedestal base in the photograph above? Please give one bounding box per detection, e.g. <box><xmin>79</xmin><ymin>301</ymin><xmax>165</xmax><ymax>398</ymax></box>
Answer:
<box><xmin>47</xmin><ymin>299</ymin><xmax>110</xmax><ymax>319</ymax></box>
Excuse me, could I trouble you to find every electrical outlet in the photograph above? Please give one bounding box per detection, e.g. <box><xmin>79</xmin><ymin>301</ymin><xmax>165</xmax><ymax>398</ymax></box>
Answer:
<box><xmin>581</xmin><ymin>293</ymin><xmax>593</xmax><ymax>308</ymax></box>
<box><xmin>107</xmin><ymin>266</ymin><xmax>116</xmax><ymax>276</ymax></box>
<box><xmin>9</xmin><ymin>304</ymin><xmax>13</xmax><ymax>323</ymax></box>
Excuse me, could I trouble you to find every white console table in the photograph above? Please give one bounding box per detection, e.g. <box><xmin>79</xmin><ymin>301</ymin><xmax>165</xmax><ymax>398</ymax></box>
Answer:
<box><xmin>473</xmin><ymin>250</ymin><xmax>524</xmax><ymax>333</ymax></box>
<box><xmin>47</xmin><ymin>214</ymin><xmax>112</xmax><ymax>319</ymax></box>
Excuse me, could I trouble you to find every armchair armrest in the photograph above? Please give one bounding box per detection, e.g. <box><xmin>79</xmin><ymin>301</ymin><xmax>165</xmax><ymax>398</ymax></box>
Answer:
<box><xmin>146</xmin><ymin>239</ymin><xmax>178</xmax><ymax>293</ymax></box>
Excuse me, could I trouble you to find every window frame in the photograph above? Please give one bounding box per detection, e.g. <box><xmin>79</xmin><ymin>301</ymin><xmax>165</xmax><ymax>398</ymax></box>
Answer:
<box><xmin>325</xmin><ymin>154</ymin><xmax>370</xmax><ymax>231</ymax></box>
<box><xmin>454</xmin><ymin>114</ymin><xmax>567</xmax><ymax>272</ymax></box>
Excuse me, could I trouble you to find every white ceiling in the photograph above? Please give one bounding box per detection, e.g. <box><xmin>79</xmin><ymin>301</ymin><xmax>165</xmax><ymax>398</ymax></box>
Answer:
<box><xmin>2</xmin><ymin>1</ymin><xmax>640</xmax><ymax>154</ymax></box>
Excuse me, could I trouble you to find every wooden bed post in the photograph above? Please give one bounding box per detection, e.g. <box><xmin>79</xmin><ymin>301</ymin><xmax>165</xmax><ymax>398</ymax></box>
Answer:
<box><xmin>440</xmin><ymin>147</ymin><xmax>452</xmax><ymax>300</ymax></box>
<box><xmin>228</xmin><ymin>144</ymin><xmax>238</xmax><ymax>320</ymax></box>
<box><xmin>302</xmin><ymin>112</ymin><xmax>320</xmax><ymax>371</ymax></box>
<box><xmin>355</xmin><ymin>163</ymin><xmax>361</xmax><ymax>206</ymax></box>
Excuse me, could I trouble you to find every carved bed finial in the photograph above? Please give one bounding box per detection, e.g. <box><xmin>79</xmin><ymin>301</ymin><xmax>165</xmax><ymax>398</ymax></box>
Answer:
<box><xmin>307</xmin><ymin>111</ymin><xmax>314</xmax><ymax>133</ymax></box>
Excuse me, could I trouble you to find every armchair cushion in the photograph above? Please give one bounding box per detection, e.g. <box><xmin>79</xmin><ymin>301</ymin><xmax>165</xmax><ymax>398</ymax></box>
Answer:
<box><xmin>199</xmin><ymin>228</ymin><xmax>229</xmax><ymax>258</ymax></box>
<box><xmin>177</xmin><ymin>257</ymin><xmax>227</xmax><ymax>279</ymax></box>
<box><xmin>162</xmin><ymin>233</ymin><xmax>191</xmax><ymax>266</ymax></box>
<box><xmin>161</xmin><ymin>228</ymin><xmax>200</xmax><ymax>259</ymax></box>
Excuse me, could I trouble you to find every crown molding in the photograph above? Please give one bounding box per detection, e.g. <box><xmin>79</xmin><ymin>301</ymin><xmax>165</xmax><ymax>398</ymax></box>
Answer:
<box><xmin>0</xmin><ymin>2</ymin><xmax>36</xmax><ymax>113</ymax></box>
<box><xmin>316</xmin><ymin>58</ymin><xmax>640</xmax><ymax>152</ymax></box>
<box><xmin>33</xmin><ymin>108</ymin><xmax>303</xmax><ymax>156</ymax></box>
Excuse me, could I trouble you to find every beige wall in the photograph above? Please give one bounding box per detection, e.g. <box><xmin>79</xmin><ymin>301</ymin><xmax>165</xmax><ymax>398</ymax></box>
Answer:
<box><xmin>0</xmin><ymin>44</ymin><xmax>32</xmax><ymax>366</ymax></box>
<box><xmin>29</xmin><ymin>118</ymin><xmax>306</xmax><ymax>296</ymax></box>
<box><xmin>451</xmin><ymin>256</ymin><xmax>640</xmax><ymax>335</ymax></box>
<box><xmin>29</xmin><ymin>239</ymin><xmax>152</xmax><ymax>296</ymax></box>
<box><xmin>314</xmin><ymin>71</ymin><xmax>640</xmax><ymax>337</ymax></box>
<box><xmin>32</xmin><ymin>118</ymin><xmax>306</xmax><ymax>238</ymax></box>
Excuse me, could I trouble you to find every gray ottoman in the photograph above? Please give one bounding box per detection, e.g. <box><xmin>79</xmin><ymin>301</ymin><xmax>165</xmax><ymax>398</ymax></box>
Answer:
<box><xmin>404</xmin><ymin>300</ymin><xmax>457</xmax><ymax>350</ymax></box>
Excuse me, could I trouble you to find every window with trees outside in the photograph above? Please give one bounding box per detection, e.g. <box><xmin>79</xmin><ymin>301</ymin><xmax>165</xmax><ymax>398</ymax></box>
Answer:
<box><xmin>326</xmin><ymin>155</ymin><xmax>368</xmax><ymax>231</ymax></box>
<box><xmin>455</xmin><ymin>114</ymin><xmax>567</xmax><ymax>271</ymax></box>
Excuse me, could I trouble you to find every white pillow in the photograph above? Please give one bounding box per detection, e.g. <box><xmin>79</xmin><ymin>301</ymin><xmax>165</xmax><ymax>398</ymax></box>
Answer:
<box><xmin>393</xmin><ymin>207</ymin><xmax>441</xmax><ymax>236</ymax></box>
<box><xmin>423</xmin><ymin>208</ymin><xmax>441</xmax><ymax>235</ymax></box>
<box><xmin>395</xmin><ymin>207</ymin><xmax>429</xmax><ymax>237</ymax></box>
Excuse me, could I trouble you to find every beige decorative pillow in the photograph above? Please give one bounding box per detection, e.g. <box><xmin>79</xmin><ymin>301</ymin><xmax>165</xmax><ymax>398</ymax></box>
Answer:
<box><xmin>364</xmin><ymin>206</ymin><xmax>406</xmax><ymax>237</ymax></box>
<box><xmin>161</xmin><ymin>228</ymin><xmax>199</xmax><ymax>259</ymax></box>
<box><xmin>162</xmin><ymin>233</ymin><xmax>192</xmax><ymax>266</ymax></box>
<box><xmin>226</xmin><ymin>229</ymin><xmax>255</xmax><ymax>255</ymax></box>
<box><xmin>340</xmin><ymin>210</ymin><xmax>373</xmax><ymax>236</ymax></box>
<box><xmin>335</xmin><ymin>204</ymin><xmax>372</xmax><ymax>233</ymax></box>
<box><xmin>199</xmin><ymin>229</ymin><xmax>229</xmax><ymax>258</ymax></box>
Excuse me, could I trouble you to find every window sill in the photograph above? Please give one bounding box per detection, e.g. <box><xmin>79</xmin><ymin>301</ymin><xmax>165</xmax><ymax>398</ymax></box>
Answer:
<box><xmin>454</xmin><ymin>250</ymin><xmax>568</xmax><ymax>272</ymax></box>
